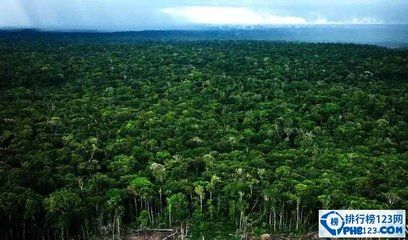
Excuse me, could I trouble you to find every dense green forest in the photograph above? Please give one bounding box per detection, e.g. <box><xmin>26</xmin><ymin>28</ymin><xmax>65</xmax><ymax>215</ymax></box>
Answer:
<box><xmin>0</xmin><ymin>33</ymin><xmax>407</xmax><ymax>239</ymax></box>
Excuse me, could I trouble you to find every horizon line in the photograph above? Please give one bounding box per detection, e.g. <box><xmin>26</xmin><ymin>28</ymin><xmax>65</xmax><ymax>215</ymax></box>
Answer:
<box><xmin>1</xmin><ymin>23</ymin><xmax>408</xmax><ymax>33</ymax></box>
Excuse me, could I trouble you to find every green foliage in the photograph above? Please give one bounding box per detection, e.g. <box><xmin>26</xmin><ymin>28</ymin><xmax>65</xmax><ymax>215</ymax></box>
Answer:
<box><xmin>44</xmin><ymin>189</ymin><xmax>81</xmax><ymax>214</ymax></box>
<box><xmin>0</xmin><ymin>35</ymin><xmax>407</xmax><ymax>239</ymax></box>
<box><xmin>167</xmin><ymin>193</ymin><xmax>188</xmax><ymax>226</ymax></box>
<box><xmin>138</xmin><ymin>210</ymin><xmax>150</xmax><ymax>231</ymax></box>
<box><xmin>128</xmin><ymin>177</ymin><xmax>153</xmax><ymax>197</ymax></box>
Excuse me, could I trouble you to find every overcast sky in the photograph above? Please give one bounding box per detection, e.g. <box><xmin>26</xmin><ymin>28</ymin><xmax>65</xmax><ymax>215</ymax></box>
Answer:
<box><xmin>1</xmin><ymin>0</ymin><xmax>408</xmax><ymax>30</ymax></box>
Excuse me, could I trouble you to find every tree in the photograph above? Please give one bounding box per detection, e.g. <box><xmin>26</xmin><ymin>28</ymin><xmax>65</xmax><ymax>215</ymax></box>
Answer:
<box><xmin>138</xmin><ymin>210</ymin><xmax>150</xmax><ymax>232</ymax></box>
<box><xmin>104</xmin><ymin>188</ymin><xmax>124</xmax><ymax>240</ymax></box>
<box><xmin>167</xmin><ymin>193</ymin><xmax>188</xmax><ymax>228</ymax></box>
<box><xmin>150</xmin><ymin>162</ymin><xmax>166</xmax><ymax>209</ymax></box>
<box><xmin>127</xmin><ymin>177</ymin><xmax>153</xmax><ymax>221</ymax></box>
<box><xmin>44</xmin><ymin>189</ymin><xmax>81</xmax><ymax>239</ymax></box>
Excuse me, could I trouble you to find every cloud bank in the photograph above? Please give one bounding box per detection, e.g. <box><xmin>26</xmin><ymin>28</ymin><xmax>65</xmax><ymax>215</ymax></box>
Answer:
<box><xmin>162</xmin><ymin>6</ymin><xmax>307</xmax><ymax>25</ymax></box>
<box><xmin>162</xmin><ymin>6</ymin><xmax>385</xmax><ymax>25</ymax></box>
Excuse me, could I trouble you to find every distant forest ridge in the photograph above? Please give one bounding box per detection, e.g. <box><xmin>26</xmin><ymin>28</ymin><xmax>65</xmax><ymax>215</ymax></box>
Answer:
<box><xmin>0</xmin><ymin>25</ymin><xmax>408</xmax><ymax>47</ymax></box>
